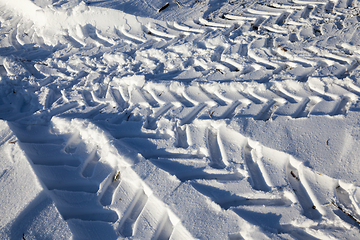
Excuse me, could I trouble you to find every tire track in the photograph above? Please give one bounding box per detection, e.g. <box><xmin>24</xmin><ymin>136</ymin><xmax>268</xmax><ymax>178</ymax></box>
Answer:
<box><xmin>5</xmin><ymin>0</ymin><xmax>358</xmax><ymax>91</ymax></box>
<box><xmin>207</xmin><ymin>126</ymin><xmax>228</xmax><ymax>169</ymax></box>
<box><xmin>292</xmin><ymin>96</ymin><xmax>322</xmax><ymax>118</ymax></box>
<box><xmin>243</xmin><ymin>141</ymin><xmax>271</xmax><ymax>192</ymax></box>
<box><xmin>5</xmin><ymin>15</ymin><xmax>359</xmax><ymax>126</ymax></box>
<box><xmin>286</xmin><ymin>158</ymin><xmax>322</xmax><ymax>220</ymax></box>
<box><xmin>152</xmin><ymin>213</ymin><xmax>174</xmax><ymax>240</ymax></box>
<box><xmin>7</xmin><ymin>118</ymin><xmax>193</xmax><ymax>239</ymax></box>
<box><xmin>133</xmin><ymin>121</ymin><xmax>360</xmax><ymax>237</ymax></box>
<box><xmin>175</xmin><ymin>124</ymin><xmax>189</xmax><ymax>148</ymax></box>
<box><xmin>107</xmin><ymin>81</ymin><xmax>358</xmax><ymax>125</ymax></box>
<box><xmin>3</xmin><ymin>1</ymin><xmax>360</xmax><ymax>238</ymax></box>
<box><xmin>334</xmin><ymin>182</ymin><xmax>360</xmax><ymax>226</ymax></box>
<box><xmin>180</xmin><ymin>103</ymin><xmax>208</xmax><ymax>125</ymax></box>
<box><xmin>118</xmin><ymin>188</ymin><xmax>149</xmax><ymax>237</ymax></box>
<box><xmin>10</xmin><ymin>122</ymin><xmax>119</xmax><ymax>223</ymax></box>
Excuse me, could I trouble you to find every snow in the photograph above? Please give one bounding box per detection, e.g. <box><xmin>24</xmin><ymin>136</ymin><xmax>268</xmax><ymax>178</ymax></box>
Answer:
<box><xmin>1</xmin><ymin>0</ymin><xmax>360</xmax><ymax>239</ymax></box>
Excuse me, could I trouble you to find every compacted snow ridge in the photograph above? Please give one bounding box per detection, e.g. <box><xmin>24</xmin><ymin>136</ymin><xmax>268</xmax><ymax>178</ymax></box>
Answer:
<box><xmin>1</xmin><ymin>0</ymin><xmax>360</xmax><ymax>239</ymax></box>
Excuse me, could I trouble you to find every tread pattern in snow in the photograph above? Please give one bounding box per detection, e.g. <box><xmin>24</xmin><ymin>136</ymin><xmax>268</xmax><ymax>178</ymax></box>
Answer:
<box><xmin>2</xmin><ymin>0</ymin><xmax>360</xmax><ymax>238</ymax></box>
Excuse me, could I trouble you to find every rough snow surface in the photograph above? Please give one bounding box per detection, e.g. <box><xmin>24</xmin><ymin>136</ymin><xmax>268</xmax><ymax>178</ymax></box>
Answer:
<box><xmin>1</xmin><ymin>0</ymin><xmax>360</xmax><ymax>239</ymax></box>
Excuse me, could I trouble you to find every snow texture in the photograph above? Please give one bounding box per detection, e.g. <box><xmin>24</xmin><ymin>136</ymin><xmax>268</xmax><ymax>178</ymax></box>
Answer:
<box><xmin>1</xmin><ymin>0</ymin><xmax>360</xmax><ymax>239</ymax></box>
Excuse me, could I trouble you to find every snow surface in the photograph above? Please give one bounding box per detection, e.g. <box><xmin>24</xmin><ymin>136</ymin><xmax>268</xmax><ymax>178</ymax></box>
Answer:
<box><xmin>1</xmin><ymin>0</ymin><xmax>360</xmax><ymax>239</ymax></box>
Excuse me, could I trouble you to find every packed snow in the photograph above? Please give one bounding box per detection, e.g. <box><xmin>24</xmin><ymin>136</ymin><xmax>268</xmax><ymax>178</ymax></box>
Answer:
<box><xmin>1</xmin><ymin>0</ymin><xmax>360</xmax><ymax>239</ymax></box>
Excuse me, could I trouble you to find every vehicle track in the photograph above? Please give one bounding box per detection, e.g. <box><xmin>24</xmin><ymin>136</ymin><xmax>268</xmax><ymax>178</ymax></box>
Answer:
<box><xmin>8</xmin><ymin>118</ymin><xmax>193</xmax><ymax>240</ymax></box>
<box><xmin>2</xmin><ymin>1</ymin><xmax>360</xmax><ymax>122</ymax></box>
<box><xmin>2</xmin><ymin>0</ymin><xmax>360</xmax><ymax>238</ymax></box>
